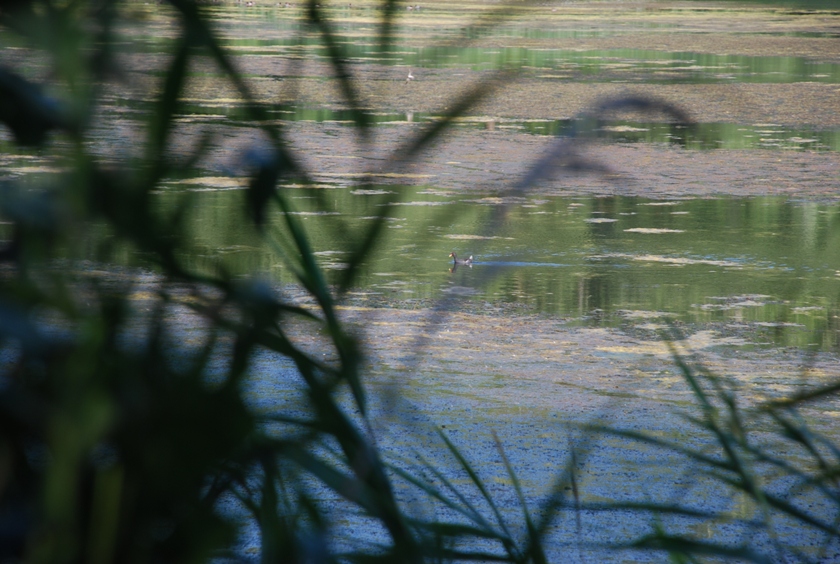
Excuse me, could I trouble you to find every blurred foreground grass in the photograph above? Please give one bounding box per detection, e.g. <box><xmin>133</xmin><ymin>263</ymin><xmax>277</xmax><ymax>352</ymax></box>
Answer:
<box><xmin>0</xmin><ymin>0</ymin><xmax>838</xmax><ymax>562</ymax></box>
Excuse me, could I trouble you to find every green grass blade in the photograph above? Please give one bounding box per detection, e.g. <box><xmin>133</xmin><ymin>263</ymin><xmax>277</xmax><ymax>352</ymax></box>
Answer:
<box><xmin>629</xmin><ymin>532</ymin><xmax>772</xmax><ymax>563</ymax></box>
<box><xmin>386</xmin><ymin>457</ymin><xmax>511</xmax><ymax>545</ymax></box>
<box><xmin>306</xmin><ymin>1</ymin><xmax>370</xmax><ymax>137</ymax></box>
<box><xmin>492</xmin><ymin>431</ymin><xmax>546</xmax><ymax>564</ymax></box>
<box><xmin>145</xmin><ymin>34</ymin><xmax>188</xmax><ymax>182</ymax></box>
<box><xmin>437</xmin><ymin>428</ymin><xmax>519</xmax><ymax>557</ymax></box>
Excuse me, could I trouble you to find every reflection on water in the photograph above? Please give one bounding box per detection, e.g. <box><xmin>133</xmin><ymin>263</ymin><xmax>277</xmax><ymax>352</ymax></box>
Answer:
<box><xmin>135</xmin><ymin>184</ymin><xmax>840</xmax><ymax>350</ymax></box>
<box><xmin>5</xmin><ymin>4</ymin><xmax>838</xmax><ymax>352</ymax></box>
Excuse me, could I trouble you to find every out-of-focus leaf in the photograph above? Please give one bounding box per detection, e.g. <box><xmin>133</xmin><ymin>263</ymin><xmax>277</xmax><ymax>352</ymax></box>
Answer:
<box><xmin>307</xmin><ymin>1</ymin><xmax>370</xmax><ymax>135</ymax></box>
<box><xmin>763</xmin><ymin>380</ymin><xmax>840</xmax><ymax>408</ymax></box>
<box><xmin>145</xmin><ymin>33</ymin><xmax>190</xmax><ymax>181</ymax></box>
<box><xmin>244</xmin><ymin>147</ymin><xmax>286</xmax><ymax>230</ymax></box>
<box><xmin>0</xmin><ymin>66</ymin><xmax>72</xmax><ymax>146</ymax></box>
<box><xmin>0</xmin><ymin>300</ymin><xmax>49</xmax><ymax>355</ymax></box>
<box><xmin>493</xmin><ymin>431</ymin><xmax>546</xmax><ymax>564</ymax></box>
<box><xmin>630</xmin><ymin>531</ymin><xmax>772</xmax><ymax>563</ymax></box>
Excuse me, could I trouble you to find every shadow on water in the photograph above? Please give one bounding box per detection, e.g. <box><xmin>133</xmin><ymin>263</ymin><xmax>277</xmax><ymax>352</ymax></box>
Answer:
<box><xmin>3</xmin><ymin>1</ymin><xmax>840</xmax><ymax>562</ymax></box>
<box><xmin>101</xmin><ymin>97</ymin><xmax>840</xmax><ymax>151</ymax></box>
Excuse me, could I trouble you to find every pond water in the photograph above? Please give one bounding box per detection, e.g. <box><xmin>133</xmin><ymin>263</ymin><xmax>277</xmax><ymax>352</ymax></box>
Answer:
<box><xmin>108</xmin><ymin>3</ymin><xmax>840</xmax><ymax>149</ymax></box>
<box><xmin>207</xmin><ymin>8</ymin><xmax>840</xmax><ymax>83</ymax></box>
<box><xmin>3</xmin><ymin>4</ymin><xmax>840</xmax><ymax>561</ymax></box>
<box><xmin>150</xmin><ymin>183</ymin><xmax>840</xmax><ymax>351</ymax></box>
<box><xmin>220</xmin><ymin>32</ymin><xmax>840</xmax><ymax>84</ymax></box>
<box><xmin>4</xmin><ymin>1</ymin><xmax>840</xmax><ymax>352</ymax></box>
<box><xmin>109</xmin><ymin>95</ymin><xmax>840</xmax><ymax>150</ymax></box>
<box><xmin>79</xmin><ymin>3</ymin><xmax>830</xmax><ymax>351</ymax></box>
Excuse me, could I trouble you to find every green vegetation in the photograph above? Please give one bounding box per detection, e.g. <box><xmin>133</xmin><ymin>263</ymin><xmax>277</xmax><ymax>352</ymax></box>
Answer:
<box><xmin>0</xmin><ymin>0</ymin><xmax>838</xmax><ymax>562</ymax></box>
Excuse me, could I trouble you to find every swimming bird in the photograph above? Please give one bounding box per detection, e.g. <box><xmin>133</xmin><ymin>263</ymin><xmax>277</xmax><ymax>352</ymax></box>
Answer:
<box><xmin>449</xmin><ymin>252</ymin><xmax>473</xmax><ymax>265</ymax></box>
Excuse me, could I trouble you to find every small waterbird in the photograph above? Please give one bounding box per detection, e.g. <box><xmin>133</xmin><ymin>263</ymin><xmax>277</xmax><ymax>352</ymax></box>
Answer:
<box><xmin>406</xmin><ymin>68</ymin><xmax>415</xmax><ymax>82</ymax></box>
<box><xmin>449</xmin><ymin>252</ymin><xmax>473</xmax><ymax>265</ymax></box>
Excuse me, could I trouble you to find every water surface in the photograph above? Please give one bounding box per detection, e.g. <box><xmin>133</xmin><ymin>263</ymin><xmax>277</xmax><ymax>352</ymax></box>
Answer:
<box><xmin>4</xmin><ymin>2</ymin><xmax>839</xmax><ymax>351</ymax></box>
<box><xmin>145</xmin><ymin>183</ymin><xmax>840</xmax><ymax>350</ymax></box>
